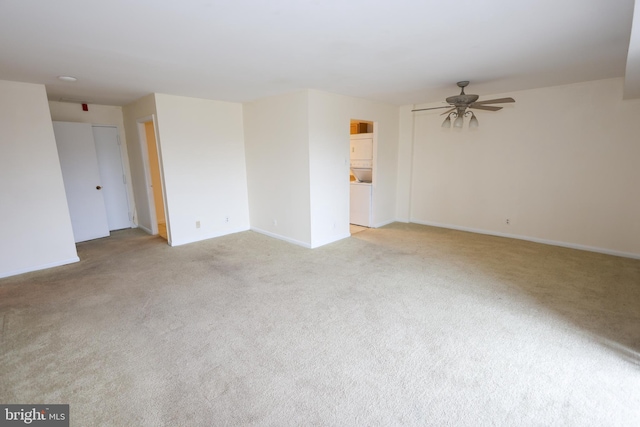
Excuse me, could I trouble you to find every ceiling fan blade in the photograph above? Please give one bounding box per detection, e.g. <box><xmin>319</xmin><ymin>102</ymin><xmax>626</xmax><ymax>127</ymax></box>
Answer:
<box><xmin>473</xmin><ymin>97</ymin><xmax>515</xmax><ymax>105</ymax></box>
<box><xmin>469</xmin><ymin>105</ymin><xmax>502</xmax><ymax>111</ymax></box>
<box><xmin>440</xmin><ymin>108</ymin><xmax>455</xmax><ymax>116</ymax></box>
<box><xmin>411</xmin><ymin>106</ymin><xmax>453</xmax><ymax>112</ymax></box>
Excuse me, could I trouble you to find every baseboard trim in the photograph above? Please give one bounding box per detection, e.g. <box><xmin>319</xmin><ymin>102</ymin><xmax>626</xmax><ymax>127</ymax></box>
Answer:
<box><xmin>250</xmin><ymin>227</ymin><xmax>312</xmax><ymax>249</ymax></box>
<box><xmin>169</xmin><ymin>226</ymin><xmax>251</xmax><ymax>247</ymax></box>
<box><xmin>136</xmin><ymin>224</ymin><xmax>153</xmax><ymax>235</ymax></box>
<box><xmin>0</xmin><ymin>256</ymin><xmax>80</xmax><ymax>279</ymax></box>
<box><xmin>311</xmin><ymin>232</ymin><xmax>350</xmax><ymax>249</ymax></box>
<box><xmin>410</xmin><ymin>219</ymin><xmax>640</xmax><ymax>260</ymax></box>
<box><xmin>373</xmin><ymin>218</ymin><xmax>396</xmax><ymax>228</ymax></box>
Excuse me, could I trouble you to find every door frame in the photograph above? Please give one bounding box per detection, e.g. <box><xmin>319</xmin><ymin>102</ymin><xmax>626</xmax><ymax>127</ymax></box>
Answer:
<box><xmin>136</xmin><ymin>115</ymin><xmax>170</xmax><ymax>244</ymax></box>
<box><xmin>348</xmin><ymin>119</ymin><xmax>377</xmax><ymax>230</ymax></box>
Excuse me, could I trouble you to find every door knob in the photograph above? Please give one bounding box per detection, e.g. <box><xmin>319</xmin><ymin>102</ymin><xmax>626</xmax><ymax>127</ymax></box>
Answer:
<box><xmin>96</xmin><ymin>186</ymin><xmax>102</xmax><ymax>190</ymax></box>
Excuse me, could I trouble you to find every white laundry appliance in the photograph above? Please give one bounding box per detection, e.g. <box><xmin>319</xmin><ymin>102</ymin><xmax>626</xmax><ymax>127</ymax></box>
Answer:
<box><xmin>350</xmin><ymin>159</ymin><xmax>372</xmax><ymax>183</ymax></box>
<box><xmin>350</xmin><ymin>133</ymin><xmax>373</xmax><ymax>226</ymax></box>
<box><xmin>349</xmin><ymin>133</ymin><xmax>373</xmax><ymax>183</ymax></box>
<box><xmin>350</xmin><ymin>181</ymin><xmax>372</xmax><ymax>226</ymax></box>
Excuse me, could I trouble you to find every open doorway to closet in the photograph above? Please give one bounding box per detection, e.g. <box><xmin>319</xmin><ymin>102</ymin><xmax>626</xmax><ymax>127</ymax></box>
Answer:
<box><xmin>349</xmin><ymin>119</ymin><xmax>374</xmax><ymax>234</ymax></box>
<box><xmin>137</xmin><ymin>116</ymin><xmax>169</xmax><ymax>241</ymax></box>
<box><xmin>53</xmin><ymin>121</ymin><xmax>132</xmax><ymax>243</ymax></box>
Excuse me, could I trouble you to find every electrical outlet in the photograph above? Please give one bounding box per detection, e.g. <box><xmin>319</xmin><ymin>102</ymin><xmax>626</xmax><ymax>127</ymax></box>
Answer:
<box><xmin>273</xmin><ymin>219</ymin><xmax>277</xmax><ymax>226</ymax></box>
<box><xmin>225</xmin><ymin>216</ymin><xmax>229</xmax><ymax>223</ymax></box>
<box><xmin>196</xmin><ymin>220</ymin><xmax>201</xmax><ymax>229</ymax></box>
<box><xmin>506</xmin><ymin>219</ymin><xmax>510</xmax><ymax>225</ymax></box>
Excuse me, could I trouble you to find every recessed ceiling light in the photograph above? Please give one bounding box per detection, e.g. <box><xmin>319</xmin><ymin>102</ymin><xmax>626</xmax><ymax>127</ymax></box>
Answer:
<box><xmin>58</xmin><ymin>76</ymin><xmax>77</xmax><ymax>82</ymax></box>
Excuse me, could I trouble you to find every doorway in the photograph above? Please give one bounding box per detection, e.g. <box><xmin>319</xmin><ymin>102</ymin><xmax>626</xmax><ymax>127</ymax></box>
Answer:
<box><xmin>349</xmin><ymin>119</ymin><xmax>375</xmax><ymax>232</ymax></box>
<box><xmin>53</xmin><ymin>121</ymin><xmax>132</xmax><ymax>243</ymax></box>
<box><xmin>137</xmin><ymin>117</ymin><xmax>169</xmax><ymax>241</ymax></box>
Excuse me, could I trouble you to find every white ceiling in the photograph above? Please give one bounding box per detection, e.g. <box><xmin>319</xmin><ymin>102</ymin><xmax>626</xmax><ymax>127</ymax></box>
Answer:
<box><xmin>0</xmin><ymin>0</ymin><xmax>637</xmax><ymax>106</ymax></box>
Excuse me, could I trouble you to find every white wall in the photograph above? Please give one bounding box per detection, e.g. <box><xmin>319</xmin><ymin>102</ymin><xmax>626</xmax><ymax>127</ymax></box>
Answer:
<box><xmin>404</xmin><ymin>78</ymin><xmax>640</xmax><ymax>258</ymax></box>
<box><xmin>154</xmin><ymin>94</ymin><xmax>250</xmax><ymax>246</ymax></box>
<box><xmin>307</xmin><ymin>90</ymin><xmax>399</xmax><ymax>247</ymax></box>
<box><xmin>48</xmin><ymin>101</ymin><xmax>135</xmax><ymax>226</ymax></box>
<box><xmin>243</xmin><ymin>91</ymin><xmax>312</xmax><ymax>247</ymax></box>
<box><xmin>122</xmin><ymin>94</ymin><xmax>158</xmax><ymax>232</ymax></box>
<box><xmin>396</xmin><ymin>105</ymin><xmax>414</xmax><ymax>222</ymax></box>
<box><xmin>48</xmin><ymin>101</ymin><xmax>126</xmax><ymax>137</ymax></box>
<box><xmin>0</xmin><ymin>80</ymin><xmax>78</xmax><ymax>278</ymax></box>
<box><xmin>243</xmin><ymin>89</ymin><xmax>399</xmax><ymax>248</ymax></box>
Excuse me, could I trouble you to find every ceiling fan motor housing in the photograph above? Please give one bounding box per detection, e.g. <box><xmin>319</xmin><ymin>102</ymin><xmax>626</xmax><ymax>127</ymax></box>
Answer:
<box><xmin>446</xmin><ymin>94</ymin><xmax>479</xmax><ymax>106</ymax></box>
<box><xmin>447</xmin><ymin>80</ymin><xmax>478</xmax><ymax>107</ymax></box>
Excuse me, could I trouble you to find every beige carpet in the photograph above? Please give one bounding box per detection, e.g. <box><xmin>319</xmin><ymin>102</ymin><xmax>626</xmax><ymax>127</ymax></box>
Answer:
<box><xmin>1</xmin><ymin>223</ymin><xmax>639</xmax><ymax>426</ymax></box>
<box><xmin>349</xmin><ymin>224</ymin><xmax>368</xmax><ymax>235</ymax></box>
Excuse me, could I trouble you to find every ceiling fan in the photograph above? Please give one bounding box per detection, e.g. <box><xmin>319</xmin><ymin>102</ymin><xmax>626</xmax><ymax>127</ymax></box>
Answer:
<box><xmin>412</xmin><ymin>81</ymin><xmax>515</xmax><ymax>128</ymax></box>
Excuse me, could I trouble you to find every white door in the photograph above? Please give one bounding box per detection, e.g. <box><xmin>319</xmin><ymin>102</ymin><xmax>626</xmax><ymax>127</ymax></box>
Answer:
<box><xmin>92</xmin><ymin>126</ymin><xmax>131</xmax><ymax>230</ymax></box>
<box><xmin>350</xmin><ymin>183</ymin><xmax>372</xmax><ymax>227</ymax></box>
<box><xmin>53</xmin><ymin>121</ymin><xmax>110</xmax><ymax>243</ymax></box>
<box><xmin>350</xmin><ymin>136</ymin><xmax>373</xmax><ymax>160</ymax></box>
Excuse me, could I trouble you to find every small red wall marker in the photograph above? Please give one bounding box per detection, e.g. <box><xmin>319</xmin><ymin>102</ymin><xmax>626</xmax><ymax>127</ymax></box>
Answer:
<box><xmin>82</xmin><ymin>103</ymin><xmax>88</xmax><ymax>111</ymax></box>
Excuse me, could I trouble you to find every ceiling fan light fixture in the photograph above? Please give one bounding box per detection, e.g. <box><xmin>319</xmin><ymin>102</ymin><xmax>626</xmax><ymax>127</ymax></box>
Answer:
<box><xmin>453</xmin><ymin>116</ymin><xmax>464</xmax><ymax>128</ymax></box>
<box><xmin>469</xmin><ymin>113</ymin><xmax>479</xmax><ymax>128</ymax></box>
<box><xmin>441</xmin><ymin>115</ymin><xmax>452</xmax><ymax>128</ymax></box>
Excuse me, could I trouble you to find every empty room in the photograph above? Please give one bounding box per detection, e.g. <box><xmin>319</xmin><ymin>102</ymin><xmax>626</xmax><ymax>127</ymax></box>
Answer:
<box><xmin>1</xmin><ymin>1</ymin><xmax>639</xmax><ymax>425</ymax></box>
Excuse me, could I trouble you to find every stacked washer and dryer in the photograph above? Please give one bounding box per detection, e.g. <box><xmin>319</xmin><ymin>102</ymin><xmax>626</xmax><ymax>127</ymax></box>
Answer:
<box><xmin>349</xmin><ymin>133</ymin><xmax>373</xmax><ymax>227</ymax></box>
